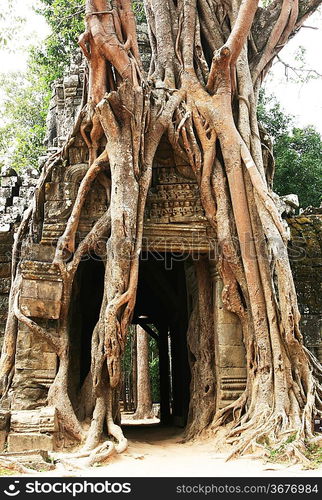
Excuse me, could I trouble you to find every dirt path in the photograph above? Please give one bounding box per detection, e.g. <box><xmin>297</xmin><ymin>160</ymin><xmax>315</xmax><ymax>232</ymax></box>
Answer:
<box><xmin>34</xmin><ymin>424</ymin><xmax>321</xmax><ymax>478</ymax></box>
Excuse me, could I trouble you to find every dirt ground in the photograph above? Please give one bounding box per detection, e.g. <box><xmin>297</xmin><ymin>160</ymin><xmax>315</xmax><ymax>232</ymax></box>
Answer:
<box><xmin>31</xmin><ymin>423</ymin><xmax>322</xmax><ymax>478</ymax></box>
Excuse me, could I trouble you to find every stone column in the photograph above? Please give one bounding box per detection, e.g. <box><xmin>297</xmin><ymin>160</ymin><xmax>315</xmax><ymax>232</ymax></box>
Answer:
<box><xmin>210</xmin><ymin>263</ymin><xmax>247</xmax><ymax>410</ymax></box>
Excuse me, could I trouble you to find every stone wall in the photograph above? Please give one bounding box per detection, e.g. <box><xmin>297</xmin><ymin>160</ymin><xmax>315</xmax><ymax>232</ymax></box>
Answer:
<box><xmin>288</xmin><ymin>212</ymin><xmax>322</xmax><ymax>358</ymax></box>
<box><xmin>0</xmin><ymin>56</ymin><xmax>86</xmax><ymax>350</ymax></box>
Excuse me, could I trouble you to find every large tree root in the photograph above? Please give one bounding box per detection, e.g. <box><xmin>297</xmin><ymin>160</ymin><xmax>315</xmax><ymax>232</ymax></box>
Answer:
<box><xmin>53</xmin><ymin>441</ymin><xmax>117</xmax><ymax>470</ymax></box>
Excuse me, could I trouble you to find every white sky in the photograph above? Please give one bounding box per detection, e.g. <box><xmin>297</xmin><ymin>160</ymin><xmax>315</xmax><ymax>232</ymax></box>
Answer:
<box><xmin>0</xmin><ymin>1</ymin><xmax>321</xmax><ymax>133</ymax></box>
<box><xmin>265</xmin><ymin>10</ymin><xmax>322</xmax><ymax>133</ymax></box>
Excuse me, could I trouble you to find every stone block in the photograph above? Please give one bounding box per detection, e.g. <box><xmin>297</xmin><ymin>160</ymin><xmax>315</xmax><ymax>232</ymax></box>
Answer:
<box><xmin>15</xmin><ymin>349</ymin><xmax>57</xmax><ymax>373</ymax></box>
<box><xmin>0</xmin><ymin>166</ymin><xmax>17</xmax><ymax>177</ymax></box>
<box><xmin>10</xmin><ymin>407</ymin><xmax>58</xmax><ymax>434</ymax></box>
<box><xmin>1</xmin><ymin>176</ymin><xmax>18</xmax><ymax>188</ymax></box>
<box><xmin>45</xmin><ymin>182</ymin><xmax>73</xmax><ymax>201</ymax></box>
<box><xmin>0</xmin><ymin>187</ymin><xmax>12</xmax><ymax>198</ymax></box>
<box><xmin>217</xmin><ymin>324</ymin><xmax>244</xmax><ymax>346</ymax></box>
<box><xmin>1</xmin><ymin>450</ymin><xmax>55</xmax><ymax>471</ymax></box>
<box><xmin>42</xmin><ymin>352</ymin><xmax>58</xmax><ymax>371</ymax></box>
<box><xmin>0</xmin><ymin>223</ymin><xmax>11</xmax><ymax>233</ymax></box>
<box><xmin>20</xmin><ymin>297</ymin><xmax>61</xmax><ymax>319</ymax></box>
<box><xmin>21</xmin><ymin>279</ymin><xmax>63</xmax><ymax>301</ymax></box>
<box><xmin>0</xmin><ymin>294</ymin><xmax>9</xmax><ymax>310</ymax></box>
<box><xmin>0</xmin><ymin>411</ymin><xmax>10</xmax><ymax>431</ymax></box>
<box><xmin>0</xmin><ymin>431</ymin><xmax>7</xmax><ymax>451</ymax></box>
<box><xmin>219</xmin><ymin>345</ymin><xmax>246</xmax><ymax>368</ymax></box>
<box><xmin>20</xmin><ymin>279</ymin><xmax>63</xmax><ymax>319</ymax></box>
<box><xmin>7</xmin><ymin>433</ymin><xmax>54</xmax><ymax>452</ymax></box>
<box><xmin>217</xmin><ymin>306</ymin><xmax>239</xmax><ymax>325</ymax></box>
<box><xmin>68</xmin><ymin>146</ymin><xmax>88</xmax><ymax>164</ymax></box>
<box><xmin>12</xmin><ymin>196</ymin><xmax>26</xmax><ymax>209</ymax></box>
<box><xmin>0</xmin><ymin>262</ymin><xmax>11</xmax><ymax>278</ymax></box>
<box><xmin>6</xmin><ymin>205</ymin><xmax>23</xmax><ymax>218</ymax></box>
<box><xmin>63</xmin><ymin>74</ymin><xmax>79</xmax><ymax>89</ymax></box>
<box><xmin>25</xmin><ymin>244</ymin><xmax>56</xmax><ymax>263</ymax></box>
<box><xmin>44</xmin><ymin>200</ymin><xmax>72</xmax><ymax>219</ymax></box>
<box><xmin>220</xmin><ymin>367</ymin><xmax>247</xmax><ymax>379</ymax></box>
<box><xmin>0</xmin><ymin>242</ymin><xmax>13</xmax><ymax>258</ymax></box>
<box><xmin>0</xmin><ymin>279</ymin><xmax>11</xmax><ymax>295</ymax></box>
<box><xmin>10</xmin><ymin>383</ymin><xmax>49</xmax><ymax>410</ymax></box>
<box><xmin>19</xmin><ymin>187</ymin><xmax>34</xmax><ymax>199</ymax></box>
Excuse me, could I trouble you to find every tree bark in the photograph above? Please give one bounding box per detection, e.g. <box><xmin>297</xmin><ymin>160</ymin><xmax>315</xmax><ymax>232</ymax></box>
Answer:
<box><xmin>132</xmin><ymin>325</ymin><xmax>154</xmax><ymax>419</ymax></box>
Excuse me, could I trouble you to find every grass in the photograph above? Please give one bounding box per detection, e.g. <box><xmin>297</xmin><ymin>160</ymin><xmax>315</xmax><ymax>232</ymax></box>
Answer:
<box><xmin>303</xmin><ymin>443</ymin><xmax>322</xmax><ymax>468</ymax></box>
<box><xmin>264</xmin><ymin>434</ymin><xmax>322</xmax><ymax>469</ymax></box>
<box><xmin>0</xmin><ymin>468</ymin><xmax>16</xmax><ymax>476</ymax></box>
<box><xmin>265</xmin><ymin>433</ymin><xmax>297</xmax><ymax>463</ymax></box>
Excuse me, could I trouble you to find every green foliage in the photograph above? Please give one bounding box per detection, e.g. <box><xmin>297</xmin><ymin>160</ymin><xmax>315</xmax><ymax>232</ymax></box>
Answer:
<box><xmin>265</xmin><ymin>433</ymin><xmax>297</xmax><ymax>463</ymax></box>
<box><xmin>274</xmin><ymin>127</ymin><xmax>322</xmax><ymax>208</ymax></box>
<box><xmin>0</xmin><ymin>72</ymin><xmax>49</xmax><ymax>171</ymax></box>
<box><xmin>257</xmin><ymin>90</ymin><xmax>293</xmax><ymax>139</ymax></box>
<box><xmin>0</xmin><ymin>0</ymin><xmax>147</xmax><ymax>173</ymax></box>
<box><xmin>258</xmin><ymin>91</ymin><xmax>322</xmax><ymax>208</ymax></box>
<box><xmin>0</xmin><ymin>468</ymin><xmax>16</xmax><ymax>476</ymax></box>
<box><xmin>33</xmin><ymin>1</ymin><xmax>85</xmax><ymax>84</ymax></box>
<box><xmin>304</xmin><ymin>443</ymin><xmax>322</xmax><ymax>468</ymax></box>
<box><xmin>132</xmin><ymin>1</ymin><xmax>146</xmax><ymax>23</ymax></box>
<box><xmin>32</xmin><ymin>1</ymin><xmax>146</xmax><ymax>85</ymax></box>
<box><xmin>122</xmin><ymin>328</ymin><xmax>160</xmax><ymax>404</ymax></box>
<box><xmin>0</xmin><ymin>0</ymin><xmax>84</xmax><ymax>172</ymax></box>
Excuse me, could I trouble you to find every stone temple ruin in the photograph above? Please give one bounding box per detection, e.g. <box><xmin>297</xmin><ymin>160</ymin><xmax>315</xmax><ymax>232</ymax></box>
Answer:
<box><xmin>0</xmin><ymin>38</ymin><xmax>321</xmax><ymax>454</ymax></box>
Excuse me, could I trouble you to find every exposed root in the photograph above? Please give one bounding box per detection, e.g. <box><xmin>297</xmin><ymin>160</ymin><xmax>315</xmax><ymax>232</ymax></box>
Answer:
<box><xmin>56</xmin><ymin>441</ymin><xmax>116</xmax><ymax>469</ymax></box>
<box><xmin>0</xmin><ymin>457</ymin><xmax>36</xmax><ymax>474</ymax></box>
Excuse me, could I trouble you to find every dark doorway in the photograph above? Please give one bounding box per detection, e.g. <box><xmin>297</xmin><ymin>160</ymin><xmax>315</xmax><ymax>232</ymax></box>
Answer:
<box><xmin>132</xmin><ymin>252</ymin><xmax>191</xmax><ymax>427</ymax></box>
<box><xmin>69</xmin><ymin>251</ymin><xmax>191</xmax><ymax>428</ymax></box>
<box><xmin>69</xmin><ymin>256</ymin><xmax>105</xmax><ymax>408</ymax></box>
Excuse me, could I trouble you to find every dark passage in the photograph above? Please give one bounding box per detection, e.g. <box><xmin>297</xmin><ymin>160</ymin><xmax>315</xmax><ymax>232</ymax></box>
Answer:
<box><xmin>69</xmin><ymin>251</ymin><xmax>191</xmax><ymax>429</ymax></box>
<box><xmin>69</xmin><ymin>256</ymin><xmax>105</xmax><ymax>404</ymax></box>
<box><xmin>132</xmin><ymin>252</ymin><xmax>191</xmax><ymax>427</ymax></box>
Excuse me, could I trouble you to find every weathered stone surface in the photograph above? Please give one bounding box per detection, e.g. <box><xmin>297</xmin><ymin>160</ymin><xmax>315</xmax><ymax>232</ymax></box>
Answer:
<box><xmin>20</xmin><ymin>295</ymin><xmax>62</xmax><ymax>320</ymax></box>
<box><xmin>217</xmin><ymin>324</ymin><xmax>244</xmax><ymax>346</ymax></box>
<box><xmin>0</xmin><ymin>263</ymin><xmax>10</xmax><ymax>278</ymax></box>
<box><xmin>45</xmin><ymin>181</ymin><xmax>74</xmax><ymax>201</ymax></box>
<box><xmin>7</xmin><ymin>433</ymin><xmax>54</xmax><ymax>452</ymax></box>
<box><xmin>0</xmin><ymin>450</ymin><xmax>55</xmax><ymax>471</ymax></box>
<box><xmin>219</xmin><ymin>346</ymin><xmax>246</xmax><ymax>368</ymax></box>
<box><xmin>10</xmin><ymin>384</ymin><xmax>49</xmax><ymax>411</ymax></box>
<box><xmin>21</xmin><ymin>279</ymin><xmax>63</xmax><ymax>301</ymax></box>
<box><xmin>10</xmin><ymin>407</ymin><xmax>58</xmax><ymax>434</ymax></box>
<box><xmin>0</xmin><ymin>410</ymin><xmax>10</xmax><ymax>431</ymax></box>
<box><xmin>288</xmin><ymin>213</ymin><xmax>322</xmax><ymax>349</ymax></box>
<box><xmin>0</xmin><ymin>280</ymin><xmax>11</xmax><ymax>295</ymax></box>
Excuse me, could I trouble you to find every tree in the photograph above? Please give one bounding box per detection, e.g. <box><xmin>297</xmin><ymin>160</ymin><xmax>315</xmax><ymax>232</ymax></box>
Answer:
<box><xmin>274</xmin><ymin>127</ymin><xmax>322</xmax><ymax>208</ymax></box>
<box><xmin>132</xmin><ymin>325</ymin><xmax>154</xmax><ymax>419</ymax></box>
<box><xmin>1</xmin><ymin>0</ymin><xmax>322</xmax><ymax>464</ymax></box>
<box><xmin>32</xmin><ymin>0</ymin><xmax>85</xmax><ymax>84</ymax></box>
<box><xmin>0</xmin><ymin>1</ymin><xmax>84</xmax><ymax>172</ymax></box>
<box><xmin>257</xmin><ymin>90</ymin><xmax>293</xmax><ymax>141</ymax></box>
<box><xmin>0</xmin><ymin>72</ymin><xmax>48</xmax><ymax>171</ymax></box>
<box><xmin>258</xmin><ymin>92</ymin><xmax>322</xmax><ymax>208</ymax></box>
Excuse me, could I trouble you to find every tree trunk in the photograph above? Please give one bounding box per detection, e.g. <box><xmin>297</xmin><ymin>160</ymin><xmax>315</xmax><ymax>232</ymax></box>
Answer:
<box><xmin>1</xmin><ymin>0</ymin><xmax>322</xmax><ymax>463</ymax></box>
<box><xmin>131</xmin><ymin>328</ymin><xmax>138</xmax><ymax>412</ymax></box>
<box><xmin>133</xmin><ymin>325</ymin><xmax>154</xmax><ymax>419</ymax></box>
